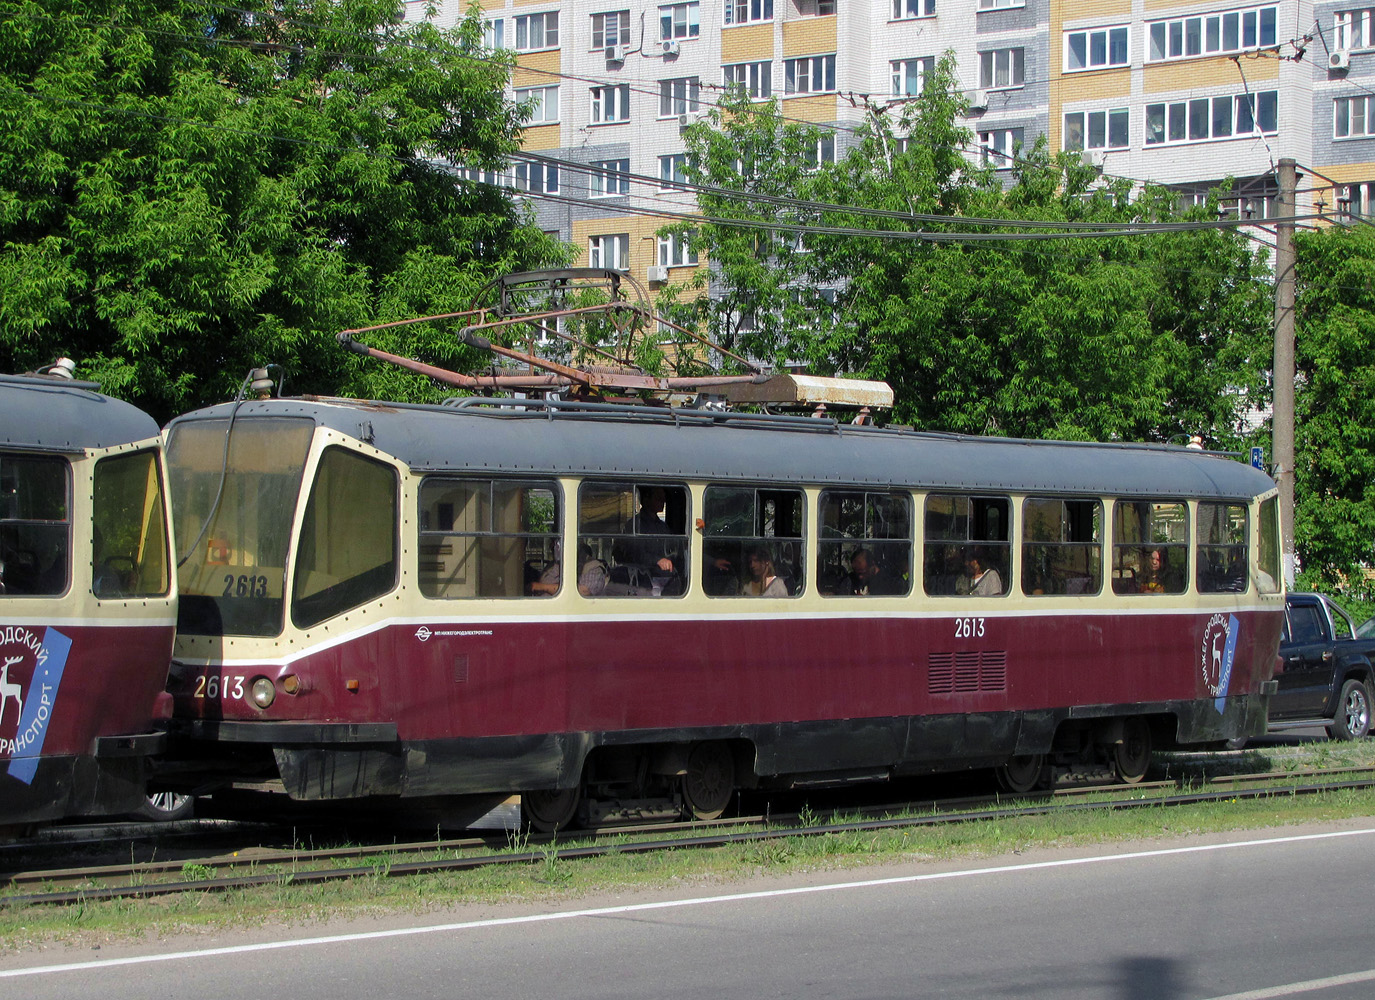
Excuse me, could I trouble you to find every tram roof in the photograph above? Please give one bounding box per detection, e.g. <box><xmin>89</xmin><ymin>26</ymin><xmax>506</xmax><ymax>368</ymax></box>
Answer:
<box><xmin>0</xmin><ymin>374</ymin><xmax>161</xmax><ymax>453</ymax></box>
<box><xmin>171</xmin><ymin>396</ymin><xmax>1277</xmax><ymax>502</ymax></box>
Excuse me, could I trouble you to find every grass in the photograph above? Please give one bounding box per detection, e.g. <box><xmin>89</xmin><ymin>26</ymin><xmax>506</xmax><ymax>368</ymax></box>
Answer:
<box><xmin>3</xmin><ymin>741</ymin><xmax>1375</xmax><ymax>953</ymax></box>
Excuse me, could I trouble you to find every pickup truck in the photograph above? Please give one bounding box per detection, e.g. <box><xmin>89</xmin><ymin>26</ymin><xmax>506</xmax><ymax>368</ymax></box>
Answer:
<box><xmin>1269</xmin><ymin>592</ymin><xmax>1375</xmax><ymax>740</ymax></box>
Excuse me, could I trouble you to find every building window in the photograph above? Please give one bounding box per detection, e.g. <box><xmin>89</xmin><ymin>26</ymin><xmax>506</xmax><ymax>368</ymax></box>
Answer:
<box><xmin>1145</xmin><ymin>91</ymin><xmax>1277</xmax><ymax>144</ymax></box>
<box><xmin>1150</xmin><ymin>7</ymin><xmax>1277</xmax><ymax>60</ymax></box>
<box><xmin>514</xmin><ymin>161</ymin><xmax>559</xmax><ymax>194</ymax></box>
<box><xmin>980</xmin><ymin>48</ymin><xmax>1024</xmax><ymax>89</ymax></box>
<box><xmin>659</xmin><ymin>153</ymin><xmax>691</xmax><ymax>187</ymax></box>
<box><xmin>457</xmin><ymin>164</ymin><xmax>504</xmax><ymax>186</ymax></box>
<box><xmin>591</xmin><ymin>10</ymin><xmax>631</xmax><ymax>49</ymax></box>
<box><xmin>590</xmin><ymin>159</ymin><xmax>630</xmax><ymax>197</ymax></box>
<box><xmin>1336</xmin><ymin>95</ymin><xmax>1375</xmax><ymax>138</ymax></box>
<box><xmin>660</xmin><ymin>1</ymin><xmax>701</xmax><ymax>39</ymax></box>
<box><xmin>805</xmin><ymin>135</ymin><xmax>836</xmax><ymax>168</ymax></box>
<box><xmin>891</xmin><ymin>0</ymin><xmax>934</xmax><ymax>19</ymax></box>
<box><xmin>660</xmin><ymin>77</ymin><xmax>701</xmax><ymax>116</ymax></box>
<box><xmin>515</xmin><ymin>86</ymin><xmax>559</xmax><ymax>125</ymax></box>
<box><xmin>589</xmin><ymin>234</ymin><xmax>630</xmax><ymax>271</ymax></box>
<box><xmin>724</xmin><ymin>61</ymin><xmax>772</xmax><ymax>98</ymax></box>
<box><xmin>725</xmin><ymin>0</ymin><xmax>773</xmax><ymax>25</ymax></box>
<box><xmin>482</xmin><ymin>18</ymin><xmax>504</xmax><ymax>49</ymax></box>
<box><xmin>591</xmin><ymin>84</ymin><xmax>631</xmax><ymax>124</ymax></box>
<box><xmin>1063</xmin><ymin>108</ymin><xmax>1129</xmax><ymax>150</ymax></box>
<box><xmin>785</xmin><ymin>54</ymin><xmax>836</xmax><ymax>94</ymax></box>
<box><xmin>514</xmin><ymin>11</ymin><xmax>559</xmax><ymax>51</ymax></box>
<box><xmin>658</xmin><ymin>231</ymin><xmax>699</xmax><ymax>266</ymax></box>
<box><xmin>979</xmin><ymin>127</ymin><xmax>1023</xmax><ymax>168</ymax></box>
<box><xmin>1342</xmin><ymin>180</ymin><xmax>1375</xmax><ymax>216</ymax></box>
<box><xmin>1336</xmin><ymin>8</ymin><xmax>1375</xmax><ymax>50</ymax></box>
<box><xmin>891</xmin><ymin>57</ymin><xmax>934</xmax><ymax>97</ymax></box>
<box><xmin>1065</xmin><ymin>26</ymin><xmax>1129</xmax><ymax>71</ymax></box>
<box><xmin>978</xmin><ymin>0</ymin><xmax>1022</xmax><ymax>9</ymax></box>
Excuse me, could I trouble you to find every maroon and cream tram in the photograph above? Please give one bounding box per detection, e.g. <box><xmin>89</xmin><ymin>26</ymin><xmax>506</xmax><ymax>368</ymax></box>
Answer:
<box><xmin>0</xmin><ymin>368</ymin><xmax>176</xmax><ymax>828</ymax></box>
<box><xmin>161</xmin><ymin>392</ymin><xmax>1283</xmax><ymax>829</ymax></box>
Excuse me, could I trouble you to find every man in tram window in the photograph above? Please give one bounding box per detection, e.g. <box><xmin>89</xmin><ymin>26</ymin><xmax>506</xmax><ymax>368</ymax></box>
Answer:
<box><xmin>629</xmin><ymin>485</ymin><xmax>682</xmax><ymax>593</ymax></box>
<box><xmin>849</xmin><ymin>548</ymin><xmax>901</xmax><ymax>596</ymax></box>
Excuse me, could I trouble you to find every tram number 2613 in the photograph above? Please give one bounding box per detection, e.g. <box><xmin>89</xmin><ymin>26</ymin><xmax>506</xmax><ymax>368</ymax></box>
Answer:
<box><xmin>954</xmin><ymin>617</ymin><xmax>986</xmax><ymax>639</ymax></box>
<box><xmin>193</xmin><ymin>673</ymin><xmax>246</xmax><ymax>701</ymax></box>
<box><xmin>223</xmin><ymin>574</ymin><xmax>269</xmax><ymax>598</ymax></box>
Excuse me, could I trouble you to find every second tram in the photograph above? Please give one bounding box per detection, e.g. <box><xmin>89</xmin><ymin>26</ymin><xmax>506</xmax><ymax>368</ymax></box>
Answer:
<box><xmin>0</xmin><ymin>369</ymin><xmax>176</xmax><ymax>828</ymax></box>
<box><xmin>162</xmin><ymin>395</ymin><xmax>1283</xmax><ymax>829</ymax></box>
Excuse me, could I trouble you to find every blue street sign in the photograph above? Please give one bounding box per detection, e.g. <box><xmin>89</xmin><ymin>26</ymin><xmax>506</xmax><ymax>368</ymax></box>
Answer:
<box><xmin>1251</xmin><ymin>446</ymin><xmax>1264</xmax><ymax>470</ymax></box>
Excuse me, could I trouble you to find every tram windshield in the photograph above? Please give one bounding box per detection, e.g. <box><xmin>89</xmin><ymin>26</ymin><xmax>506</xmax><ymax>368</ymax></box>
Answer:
<box><xmin>167</xmin><ymin>417</ymin><xmax>314</xmax><ymax>636</ymax></box>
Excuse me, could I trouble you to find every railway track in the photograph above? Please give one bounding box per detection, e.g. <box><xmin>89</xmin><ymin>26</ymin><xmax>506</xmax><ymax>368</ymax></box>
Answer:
<box><xmin>3</xmin><ymin>765</ymin><xmax>1372</xmax><ymax>907</ymax></box>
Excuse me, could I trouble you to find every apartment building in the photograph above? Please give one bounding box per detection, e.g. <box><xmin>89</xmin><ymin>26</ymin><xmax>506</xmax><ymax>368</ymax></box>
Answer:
<box><xmin>409</xmin><ymin>0</ymin><xmax>1372</xmax><ymax>283</ymax></box>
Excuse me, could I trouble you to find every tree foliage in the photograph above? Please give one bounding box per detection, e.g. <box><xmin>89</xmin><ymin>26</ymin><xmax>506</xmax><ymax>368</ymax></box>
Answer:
<box><xmin>1293</xmin><ymin>224</ymin><xmax>1375</xmax><ymax>594</ymax></box>
<box><xmin>671</xmin><ymin>60</ymin><xmax>1273</xmax><ymax>445</ymax></box>
<box><xmin>0</xmin><ymin>0</ymin><xmax>567</xmax><ymax>420</ymax></box>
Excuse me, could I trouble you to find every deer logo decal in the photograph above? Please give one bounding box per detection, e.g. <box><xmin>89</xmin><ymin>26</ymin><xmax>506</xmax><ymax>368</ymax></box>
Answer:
<box><xmin>1200</xmin><ymin>613</ymin><xmax>1240</xmax><ymax>709</ymax></box>
<box><xmin>0</xmin><ymin>655</ymin><xmax>22</xmax><ymax>729</ymax></box>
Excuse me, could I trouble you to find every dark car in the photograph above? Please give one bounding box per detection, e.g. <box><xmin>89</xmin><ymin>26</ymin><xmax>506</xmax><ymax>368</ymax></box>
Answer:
<box><xmin>1270</xmin><ymin>593</ymin><xmax>1375</xmax><ymax>740</ymax></box>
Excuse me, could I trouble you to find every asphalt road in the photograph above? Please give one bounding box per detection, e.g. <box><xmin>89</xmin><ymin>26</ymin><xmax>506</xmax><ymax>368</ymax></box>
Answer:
<box><xmin>4</xmin><ymin>821</ymin><xmax>1375</xmax><ymax>999</ymax></box>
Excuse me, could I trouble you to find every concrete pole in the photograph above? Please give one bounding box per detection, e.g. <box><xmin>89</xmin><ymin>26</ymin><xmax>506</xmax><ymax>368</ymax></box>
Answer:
<box><xmin>1273</xmin><ymin>157</ymin><xmax>1297</xmax><ymax>587</ymax></box>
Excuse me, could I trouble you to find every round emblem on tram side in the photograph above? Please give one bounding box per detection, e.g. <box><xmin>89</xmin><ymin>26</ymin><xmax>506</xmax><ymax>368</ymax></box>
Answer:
<box><xmin>1200</xmin><ymin>613</ymin><xmax>1232</xmax><ymax>696</ymax></box>
<box><xmin>415</xmin><ymin>626</ymin><xmax>432</xmax><ymax>642</ymax></box>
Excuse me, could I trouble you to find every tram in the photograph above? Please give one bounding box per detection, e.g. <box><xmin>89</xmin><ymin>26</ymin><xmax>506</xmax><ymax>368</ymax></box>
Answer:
<box><xmin>0</xmin><ymin>367</ymin><xmax>176</xmax><ymax>828</ymax></box>
<box><xmin>161</xmin><ymin>390</ymin><xmax>1284</xmax><ymax>829</ymax></box>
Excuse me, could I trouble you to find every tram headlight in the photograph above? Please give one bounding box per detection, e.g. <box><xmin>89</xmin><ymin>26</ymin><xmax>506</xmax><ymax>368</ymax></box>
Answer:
<box><xmin>250</xmin><ymin>676</ymin><xmax>276</xmax><ymax>709</ymax></box>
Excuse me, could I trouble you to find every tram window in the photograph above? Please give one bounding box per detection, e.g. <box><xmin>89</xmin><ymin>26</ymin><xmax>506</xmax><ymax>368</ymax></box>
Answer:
<box><xmin>819</xmin><ymin>490</ymin><xmax>910</xmax><ymax>597</ymax></box>
<box><xmin>1257</xmin><ymin>496</ymin><xmax>1280</xmax><ymax>593</ymax></box>
<box><xmin>1111</xmin><ymin>501</ymin><xmax>1187</xmax><ymax>595</ymax></box>
<box><xmin>92</xmin><ymin>450</ymin><xmax>170</xmax><ymax>599</ymax></box>
<box><xmin>1197</xmin><ymin>502</ymin><xmax>1247</xmax><ymax>593</ymax></box>
<box><xmin>702</xmin><ymin>486</ymin><xmax>805</xmax><ymax>597</ymax></box>
<box><xmin>1022</xmin><ymin>498</ymin><xmax>1102</xmax><ymax>596</ymax></box>
<box><xmin>579</xmin><ymin>482</ymin><xmax>688</xmax><ymax>597</ymax></box>
<box><xmin>0</xmin><ymin>453</ymin><xmax>69</xmax><ymax>597</ymax></box>
<box><xmin>923</xmin><ymin>494</ymin><xmax>1010</xmax><ymax>597</ymax></box>
<box><xmin>168</xmin><ymin>416</ymin><xmax>315</xmax><ymax>637</ymax></box>
<box><xmin>417</xmin><ymin>478</ymin><xmax>560</xmax><ymax>599</ymax></box>
<box><xmin>292</xmin><ymin>447</ymin><xmax>399</xmax><ymax>629</ymax></box>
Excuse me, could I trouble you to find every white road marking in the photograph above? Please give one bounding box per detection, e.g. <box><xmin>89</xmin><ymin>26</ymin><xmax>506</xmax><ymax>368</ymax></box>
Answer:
<box><xmin>3</xmin><ymin>826</ymin><xmax>1372</xmax><ymax>980</ymax></box>
<box><xmin>1200</xmin><ymin>969</ymin><xmax>1375</xmax><ymax>999</ymax></box>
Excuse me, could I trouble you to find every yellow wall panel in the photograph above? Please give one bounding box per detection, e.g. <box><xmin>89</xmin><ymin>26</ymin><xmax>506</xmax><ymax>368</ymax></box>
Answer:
<box><xmin>780</xmin><ymin>94</ymin><xmax>839</xmax><ymax>122</ymax></box>
<box><xmin>1058</xmin><ymin>70</ymin><xmax>1131</xmax><ymax>104</ymax></box>
<box><xmin>1313</xmin><ymin>163</ymin><xmax>1375</xmax><ymax>184</ymax></box>
<box><xmin>520</xmin><ymin>124</ymin><xmax>560</xmax><ymax>150</ymax></box>
<box><xmin>722</xmin><ymin>23</ymin><xmax>773</xmax><ymax>62</ymax></box>
<box><xmin>513</xmin><ymin>49</ymin><xmax>561</xmax><ymax>86</ymax></box>
<box><xmin>1060</xmin><ymin>0</ymin><xmax>1131</xmax><ymax>22</ymax></box>
<box><xmin>1144</xmin><ymin>57</ymin><xmax>1278</xmax><ymax>93</ymax></box>
<box><xmin>782</xmin><ymin>17</ymin><xmax>837</xmax><ymax>58</ymax></box>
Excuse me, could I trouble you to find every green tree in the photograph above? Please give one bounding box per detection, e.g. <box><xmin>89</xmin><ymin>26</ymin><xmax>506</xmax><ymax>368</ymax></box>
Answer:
<box><xmin>672</xmin><ymin>59</ymin><xmax>1271</xmax><ymax>445</ymax></box>
<box><xmin>1293</xmin><ymin>223</ymin><xmax>1375</xmax><ymax>595</ymax></box>
<box><xmin>0</xmin><ymin>0</ymin><xmax>567</xmax><ymax>420</ymax></box>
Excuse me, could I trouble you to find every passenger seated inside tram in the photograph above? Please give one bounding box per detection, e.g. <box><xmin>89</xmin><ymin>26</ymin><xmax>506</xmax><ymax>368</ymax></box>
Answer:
<box><xmin>848</xmin><ymin>548</ymin><xmax>901</xmax><ymax>595</ymax></box>
<box><xmin>745</xmin><ymin>547</ymin><xmax>788</xmax><ymax>597</ymax></box>
<box><xmin>960</xmin><ymin>549</ymin><xmax>1003</xmax><ymax>596</ymax></box>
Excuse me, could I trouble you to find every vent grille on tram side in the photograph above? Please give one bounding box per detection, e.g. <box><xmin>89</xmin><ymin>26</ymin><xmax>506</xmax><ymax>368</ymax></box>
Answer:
<box><xmin>928</xmin><ymin>650</ymin><xmax>1007</xmax><ymax>695</ymax></box>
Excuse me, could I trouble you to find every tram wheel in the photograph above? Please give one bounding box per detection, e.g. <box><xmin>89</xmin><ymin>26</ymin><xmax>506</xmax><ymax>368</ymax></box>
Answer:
<box><xmin>522</xmin><ymin>786</ymin><xmax>581</xmax><ymax>833</ymax></box>
<box><xmin>682</xmin><ymin>742</ymin><xmax>735</xmax><ymax>820</ymax></box>
<box><xmin>995</xmin><ymin>754</ymin><xmax>1045</xmax><ymax>794</ymax></box>
<box><xmin>1114</xmin><ymin>718</ymin><xmax>1152</xmax><ymax>783</ymax></box>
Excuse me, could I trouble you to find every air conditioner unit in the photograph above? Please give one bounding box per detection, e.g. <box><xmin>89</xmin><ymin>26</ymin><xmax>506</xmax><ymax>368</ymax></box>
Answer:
<box><xmin>1081</xmin><ymin>149</ymin><xmax>1105</xmax><ymax>169</ymax></box>
<box><xmin>661</xmin><ymin>39</ymin><xmax>680</xmax><ymax>56</ymax></box>
<box><xmin>646</xmin><ymin>265</ymin><xmax>669</xmax><ymax>283</ymax></box>
<box><xmin>1330</xmin><ymin>49</ymin><xmax>1351</xmax><ymax>70</ymax></box>
<box><xmin>606</xmin><ymin>44</ymin><xmax>628</xmax><ymax>64</ymax></box>
<box><xmin>678</xmin><ymin>110</ymin><xmax>707</xmax><ymax>128</ymax></box>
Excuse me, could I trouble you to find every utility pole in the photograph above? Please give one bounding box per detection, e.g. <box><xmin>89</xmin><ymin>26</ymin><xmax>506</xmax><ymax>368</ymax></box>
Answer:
<box><xmin>1273</xmin><ymin>157</ymin><xmax>1297</xmax><ymax>587</ymax></box>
